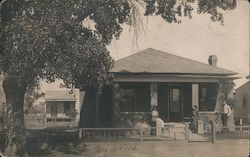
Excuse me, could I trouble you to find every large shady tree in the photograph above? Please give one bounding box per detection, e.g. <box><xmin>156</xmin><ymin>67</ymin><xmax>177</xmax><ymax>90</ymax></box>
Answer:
<box><xmin>0</xmin><ymin>0</ymin><xmax>236</xmax><ymax>156</ymax></box>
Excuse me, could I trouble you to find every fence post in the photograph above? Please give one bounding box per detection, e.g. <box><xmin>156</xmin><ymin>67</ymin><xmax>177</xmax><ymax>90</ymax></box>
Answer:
<box><xmin>140</xmin><ymin>128</ymin><xmax>143</xmax><ymax>143</ymax></box>
<box><xmin>239</xmin><ymin>119</ymin><xmax>243</xmax><ymax>132</ymax></box>
<box><xmin>185</xmin><ymin>123</ymin><xmax>188</xmax><ymax>141</ymax></box>
<box><xmin>78</xmin><ymin>128</ymin><xmax>82</xmax><ymax>141</ymax></box>
<box><xmin>211</xmin><ymin>122</ymin><xmax>215</xmax><ymax>143</ymax></box>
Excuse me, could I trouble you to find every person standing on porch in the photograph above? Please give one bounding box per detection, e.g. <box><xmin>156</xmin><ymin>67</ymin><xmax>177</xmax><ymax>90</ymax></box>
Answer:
<box><xmin>191</xmin><ymin>105</ymin><xmax>199</xmax><ymax>133</ymax></box>
<box><xmin>222</xmin><ymin>101</ymin><xmax>232</xmax><ymax>126</ymax></box>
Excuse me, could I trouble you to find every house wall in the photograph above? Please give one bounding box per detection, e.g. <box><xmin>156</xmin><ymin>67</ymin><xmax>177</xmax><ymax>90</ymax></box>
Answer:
<box><xmin>235</xmin><ymin>81</ymin><xmax>250</xmax><ymax>125</ymax></box>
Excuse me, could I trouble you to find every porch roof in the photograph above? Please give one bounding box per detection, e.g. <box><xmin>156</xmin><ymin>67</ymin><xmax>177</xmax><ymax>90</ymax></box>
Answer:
<box><xmin>45</xmin><ymin>91</ymin><xmax>77</xmax><ymax>101</ymax></box>
<box><xmin>111</xmin><ymin>48</ymin><xmax>237</xmax><ymax>76</ymax></box>
<box><xmin>114</xmin><ymin>73</ymin><xmax>240</xmax><ymax>82</ymax></box>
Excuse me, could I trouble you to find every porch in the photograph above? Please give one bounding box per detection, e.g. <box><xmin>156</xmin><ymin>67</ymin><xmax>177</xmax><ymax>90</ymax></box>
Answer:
<box><xmin>98</xmin><ymin>81</ymin><xmax>218</xmax><ymax>128</ymax></box>
<box><xmin>45</xmin><ymin>101</ymin><xmax>78</xmax><ymax>128</ymax></box>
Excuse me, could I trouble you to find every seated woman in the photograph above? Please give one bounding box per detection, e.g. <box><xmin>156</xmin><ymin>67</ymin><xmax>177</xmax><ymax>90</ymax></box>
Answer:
<box><xmin>151</xmin><ymin>106</ymin><xmax>165</xmax><ymax>135</ymax></box>
<box><xmin>151</xmin><ymin>105</ymin><xmax>159</xmax><ymax>122</ymax></box>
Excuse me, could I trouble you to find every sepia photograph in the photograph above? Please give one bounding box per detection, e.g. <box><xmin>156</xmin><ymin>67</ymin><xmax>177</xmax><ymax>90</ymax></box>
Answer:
<box><xmin>0</xmin><ymin>0</ymin><xmax>249</xmax><ymax>157</ymax></box>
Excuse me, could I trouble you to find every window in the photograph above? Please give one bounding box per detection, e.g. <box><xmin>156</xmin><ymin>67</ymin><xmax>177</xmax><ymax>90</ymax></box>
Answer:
<box><xmin>170</xmin><ymin>88</ymin><xmax>180</xmax><ymax>112</ymax></box>
<box><xmin>64</xmin><ymin>102</ymin><xmax>71</xmax><ymax>116</ymax></box>
<box><xmin>120</xmin><ymin>89</ymin><xmax>135</xmax><ymax>112</ymax></box>
<box><xmin>119</xmin><ymin>83</ymin><xmax>150</xmax><ymax>112</ymax></box>
<box><xmin>46</xmin><ymin>102</ymin><xmax>57</xmax><ymax>116</ymax></box>
<box><xmin>199</xmin><ymin>83</ymin><xmax>217</xmax><ymax>111</ymax></box>
<box><xmin>51</xmin><ymin>103</ymin><xmax>57</xmax><ymax>117</ymax></box>
<box><xmin>46</xmin><ymin>101</ymin><xmax>75</xmax><ymax>117</ymax></box>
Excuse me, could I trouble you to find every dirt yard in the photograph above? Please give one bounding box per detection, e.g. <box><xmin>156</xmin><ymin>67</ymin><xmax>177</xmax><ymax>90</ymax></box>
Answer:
<box><xmin>28</xmin><ymin>139</ymin><xmax>249</xmax><ymax>157</ymax></box>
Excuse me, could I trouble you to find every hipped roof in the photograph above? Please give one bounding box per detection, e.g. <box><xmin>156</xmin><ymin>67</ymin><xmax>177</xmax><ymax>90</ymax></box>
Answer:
<box><xmin>111</xmin><ymin>48</ymin><xmax>237</xmax><ymax>76</ymax></box>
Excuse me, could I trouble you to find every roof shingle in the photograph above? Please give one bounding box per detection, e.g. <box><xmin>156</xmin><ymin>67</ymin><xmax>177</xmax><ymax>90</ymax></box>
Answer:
<box><xmin>111</xmin><ymin>48</ymin><xmax>237</xmax><ymax>76</ymax></box>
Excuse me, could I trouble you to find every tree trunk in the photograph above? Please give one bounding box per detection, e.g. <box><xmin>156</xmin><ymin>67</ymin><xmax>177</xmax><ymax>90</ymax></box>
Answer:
<box><xmin>2</xmin><ymin>77</ymin><xmax>28</xmax><ymax>157</ymax></box>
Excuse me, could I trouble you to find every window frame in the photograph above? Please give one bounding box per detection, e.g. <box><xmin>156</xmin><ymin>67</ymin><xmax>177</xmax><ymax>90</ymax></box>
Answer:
<box><xmin>119</xmin><ymin>88</ymin><xmax>136</xmax><ymax>112</ymax></box>
<box><xmin>119</xmin><ymin>83</ymin><xmax>150</xmax><ymax>112</ymax></box>
<box><xmin>199</xmin><ymin>83</ymin><xmax>218</xmax><ymax>111</ymax></box>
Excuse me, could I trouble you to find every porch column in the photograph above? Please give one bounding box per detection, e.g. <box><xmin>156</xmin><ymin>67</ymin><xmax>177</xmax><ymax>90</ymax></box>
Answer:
<box><xmin>112</xmin><ymin>83</ymin><xmax>120</xmax><ymax>127</ymax></box>
<box><xmin>192</xmin><ymin>84</ymin><xmax>199</xmax><ymax>109</ymax></box>
<box><xmin>150</xmin><ymin>83</ymin><xmax>158</xmax><ymax>108</ymax></box>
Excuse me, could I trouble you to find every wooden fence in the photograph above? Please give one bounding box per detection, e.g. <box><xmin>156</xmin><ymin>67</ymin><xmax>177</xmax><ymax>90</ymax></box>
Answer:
<box><xmin>78</xmin><ymin>126</ymin><xmax>187</xmax><ymax>142</ymax></box>
<box><xmin>215</xmin><ymin>125</ymin><xmax>250</xmax><ymax>139</ymax></box>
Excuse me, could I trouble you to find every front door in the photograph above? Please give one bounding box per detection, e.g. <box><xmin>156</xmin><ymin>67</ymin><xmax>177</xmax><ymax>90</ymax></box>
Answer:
<box><xmin>169</xmin><ymin>87</ymin><xmax>182</xmax><ymax>122</ymax></box>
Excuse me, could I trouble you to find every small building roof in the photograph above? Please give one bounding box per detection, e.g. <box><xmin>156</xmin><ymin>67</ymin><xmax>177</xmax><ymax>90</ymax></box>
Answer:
<box><xmin>45</xmin><ymin>91</ymin><xmax>77</xmax><ymax>101</ymax></box>
<box><xmin>236</xmin><ymin>81</ymin><xmax>250</xmax><ymax>91</ymax></box>
<box><xmin>111</xmin><ymin>48</ymin><xmax>237</xmax><ymax>76</ymax></box>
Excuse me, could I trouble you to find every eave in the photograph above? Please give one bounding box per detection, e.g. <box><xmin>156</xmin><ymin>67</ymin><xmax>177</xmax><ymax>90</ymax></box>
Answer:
<box><xmin>113</xmin><ymin>73</ymin><xmax>240</xmax><ymax>83</ymax></box>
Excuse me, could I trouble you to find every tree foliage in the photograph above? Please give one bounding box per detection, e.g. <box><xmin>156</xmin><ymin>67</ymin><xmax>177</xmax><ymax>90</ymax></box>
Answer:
<box><xmin>23</xmin><ymin>87</ymin><xmax>45</xmax><ymax>113</ymax></box>
<box><xmin>1</xmin><ymin>0</ymin><xmax>117</xmax><ymax>91</ymax></box>
<box><xmin>145</xmin><ymin>0</ymin><xmax>236</xmax><ymax>23</ymax></box>
<box><xmin>215</xmin><ymin>80</ymin><xmax>235</xmax><ymax>113</ymax></box>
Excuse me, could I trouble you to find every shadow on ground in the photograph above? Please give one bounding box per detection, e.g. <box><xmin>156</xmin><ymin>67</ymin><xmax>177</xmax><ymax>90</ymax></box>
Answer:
<box><xmin>27</xmin><ymin>142</ymin><xmax>88</xmax><ymax>157</ymax></box>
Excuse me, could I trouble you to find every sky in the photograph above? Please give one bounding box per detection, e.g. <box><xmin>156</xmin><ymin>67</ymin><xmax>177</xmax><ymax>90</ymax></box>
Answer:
<box><xmin>41</xmin><ymin>1</ymin><xmax>250</xmax><ymax>90</ymax></box>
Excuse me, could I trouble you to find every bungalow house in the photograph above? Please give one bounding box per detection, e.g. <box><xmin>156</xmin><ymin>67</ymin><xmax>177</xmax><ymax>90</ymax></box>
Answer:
<box><xmin>95</xmin><ymin>48</ymin><xmax>238</xmax><ymax>128</ymax></box>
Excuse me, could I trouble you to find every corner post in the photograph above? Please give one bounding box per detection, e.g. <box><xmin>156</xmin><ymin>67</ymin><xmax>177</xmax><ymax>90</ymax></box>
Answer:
<box><xmin>150</xmin><ymin>82</ymin><xmax>158</xmax><ymax>108</ymax></box>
